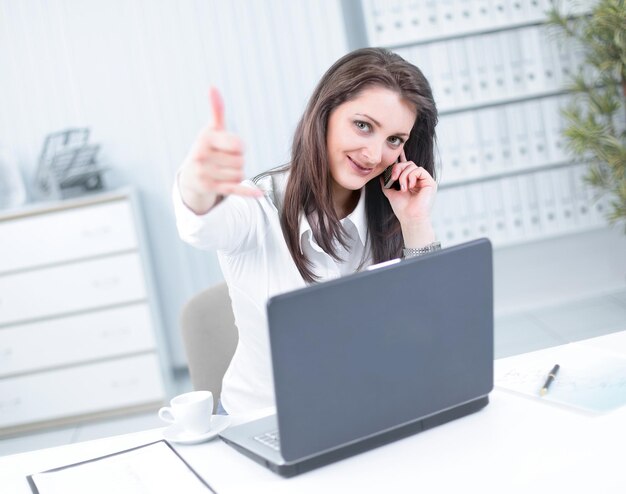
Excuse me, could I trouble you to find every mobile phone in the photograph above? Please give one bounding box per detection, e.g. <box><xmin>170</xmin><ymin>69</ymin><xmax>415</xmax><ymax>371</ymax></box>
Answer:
<box><xmin>383</xmin><ymin>158</ymin><xmax>401</xmax><ymax>190</ymax></box>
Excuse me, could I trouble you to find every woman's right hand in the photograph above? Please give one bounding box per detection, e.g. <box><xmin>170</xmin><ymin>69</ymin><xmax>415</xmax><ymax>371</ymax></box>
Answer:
<box><xmin>178</xmin><ymin>87</ymin><xmax>263</xmax><ymax>214</ymax></box>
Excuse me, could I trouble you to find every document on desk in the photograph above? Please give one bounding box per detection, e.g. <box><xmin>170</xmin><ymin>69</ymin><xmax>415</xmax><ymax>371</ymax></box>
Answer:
<box><xmin>494</xmin><ymin>339</ymin><xmax>626</xmax><ymax>414</ymax></box>
<box><xmin>27</xmin><ymin>440</ymin><xmax>217</xmax><ymax>494</ymax></box>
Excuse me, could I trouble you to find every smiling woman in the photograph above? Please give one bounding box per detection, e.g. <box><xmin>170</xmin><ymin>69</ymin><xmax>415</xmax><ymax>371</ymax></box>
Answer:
<box><xmin>173</xmin><ymin>47</ymin><xmax>440</xmax><ymax>415</ymax></box>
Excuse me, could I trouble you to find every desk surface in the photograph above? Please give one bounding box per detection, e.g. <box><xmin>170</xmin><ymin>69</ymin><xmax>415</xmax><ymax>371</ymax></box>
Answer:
<box><xmin>2</xmin><ymin>335</ymin><xmax>625</xmax><ymax>494</ymax></box>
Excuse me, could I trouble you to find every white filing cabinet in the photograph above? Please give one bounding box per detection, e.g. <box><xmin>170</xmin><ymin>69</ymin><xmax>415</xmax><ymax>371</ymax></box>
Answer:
<box><xmin>0</xmin><ymin>190</ymin><xmax>169</xmax><ymax>435</ymax></box>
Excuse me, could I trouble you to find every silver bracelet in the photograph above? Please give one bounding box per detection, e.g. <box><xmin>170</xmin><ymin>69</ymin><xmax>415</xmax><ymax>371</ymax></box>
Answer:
<box><xmin>403</xmin><ymin>241</ymin><xmax>442</xmax><ymax>258</ymax></box>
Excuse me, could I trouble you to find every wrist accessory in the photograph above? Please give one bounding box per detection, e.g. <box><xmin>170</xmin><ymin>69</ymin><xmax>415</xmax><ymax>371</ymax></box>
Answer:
<box><xmin>403</xmin><ymin>241</ymin><xmax>441</xmax><ymax>258</ymax></box>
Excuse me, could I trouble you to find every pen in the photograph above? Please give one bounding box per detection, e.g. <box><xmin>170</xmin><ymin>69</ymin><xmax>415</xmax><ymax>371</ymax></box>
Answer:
<box><xmin>539</xmin><ymin>364</ymin><xmax>560</xmax><ymax>396</ymax></box>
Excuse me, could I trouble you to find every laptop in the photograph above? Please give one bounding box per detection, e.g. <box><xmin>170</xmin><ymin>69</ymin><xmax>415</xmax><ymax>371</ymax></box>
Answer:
<box><xmin>219</xmin><ymin>238</ymin><xmax>493</xmax><ymax>477</ymax></box>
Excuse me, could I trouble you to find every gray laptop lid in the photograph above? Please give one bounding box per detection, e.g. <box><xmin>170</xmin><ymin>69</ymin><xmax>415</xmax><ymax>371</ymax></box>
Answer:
<box><xmin>267</xmin><ymin>238</ymin><xmax>493</xmax><ymax>462</ymax></box>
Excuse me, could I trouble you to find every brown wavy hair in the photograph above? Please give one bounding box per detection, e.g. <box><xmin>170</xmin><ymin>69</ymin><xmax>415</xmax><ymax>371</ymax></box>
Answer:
<box><xmin>262</xmin><ymin>48</ymin><xmax>438</xmax><ymax>283</ymax></box>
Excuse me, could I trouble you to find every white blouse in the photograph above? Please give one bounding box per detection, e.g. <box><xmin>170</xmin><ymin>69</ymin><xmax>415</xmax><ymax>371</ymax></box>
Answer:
<box><xmin>173</xmin><ymin>169</ymin><xmax>372</xmax><ymax>414</ymax></box>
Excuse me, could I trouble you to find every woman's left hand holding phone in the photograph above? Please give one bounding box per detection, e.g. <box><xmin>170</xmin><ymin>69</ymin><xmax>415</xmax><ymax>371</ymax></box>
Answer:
<box><xmin>178</xmin><ymin>87</ymin><xmax>263</xmax><ymax>215</ymax></box>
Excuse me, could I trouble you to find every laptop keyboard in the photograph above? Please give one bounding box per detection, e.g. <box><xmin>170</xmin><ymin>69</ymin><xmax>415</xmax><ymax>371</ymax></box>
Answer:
<box><xmin>253</xmin><ymin>430</ymin><xmax>280</xmax><ymax>451</ymax></box>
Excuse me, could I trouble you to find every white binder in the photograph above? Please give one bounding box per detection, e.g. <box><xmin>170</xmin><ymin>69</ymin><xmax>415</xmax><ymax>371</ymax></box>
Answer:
<box><xmin>505</xmin><ymin>103</ymin><xmax>530</xmax><ymax>169</ymax></box>
<box><xmin>488</xmin><ymin>32</ymin><xmax>508</xmax><ymax>101</ymax></box>
<box><xmin>467</xmin><ymin>182</ymin><xmax>490</xmax><ymax>238</ymax></box>
<box><xmin>458</xmin><ymin>112</ymin><xmax>482</xmax><ymax>178</ymax></box>
<box><xmin>476</xmin><ymin>108</ymin><xmax>500</xmax><ymax>175</ymax></box>
<box><xmin>551</xmin><ymin>167</ymin><xmax>577</xmax><ymax>233</ymax></box>
<box><xmin>501</xmin><ymin>176</ymin><xmax>526</xmax><ymax>241</ymax></box>
<box><xmin>449</xmin><ymin>39</ymin><xmax>473</xmax><ymax>107</ymax></box>
<box><xmin>524</xmin><ymin>100</ymin><xmax>551</xmax><ymax>167</ymax></box>
<box><xmin>503</xmin><ymin>29</ymin><xmax>526</xmax><ymax>98</ymax></box>
<box><xmin>541</xmin><ymin>96</ymin><xmax>568</xmax><ymax>164</ymax></box>
<box><xmin>518</xmin><ymin>173</ymin><xmax>543</xmax><ymax>238</ymax></box>
<box><xmin>483</xmin><ymin>180</ymin><xmax>508</xmax><ymax>244</ymax></box>
<box><xmin>519</xmin><ymin>27</ymin><xmax>544</xmax><ymax>94</ymax></box>
<box><xmin>428</xmin><ymin>42</ymin><xmax>455</xmax><ymax>111</ymax></box>
<box><xmin>535</xmin><ymin>169</ymin><xmax>561</xmax><ymax>235</ymax></box>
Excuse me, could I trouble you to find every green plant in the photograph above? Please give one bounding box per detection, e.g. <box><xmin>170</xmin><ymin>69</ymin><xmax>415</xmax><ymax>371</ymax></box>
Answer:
<box><xmin>547</xmin><ymin>0</ymin><xmax>626</xmax><ymax>230</ymax></box>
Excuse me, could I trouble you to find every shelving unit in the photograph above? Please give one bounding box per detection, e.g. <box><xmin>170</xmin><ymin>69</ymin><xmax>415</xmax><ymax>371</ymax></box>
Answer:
<box><xmin>358</xmin><ymin>0</ymin><xmax>615</xmax><ymax>249</ymax></box>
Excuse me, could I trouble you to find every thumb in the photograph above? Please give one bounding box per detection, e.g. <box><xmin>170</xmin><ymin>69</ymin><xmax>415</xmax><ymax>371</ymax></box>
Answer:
<box><xmin>209</xmin><ymin>86</ymin><xmax>225</xmax><ymax>131</ymax></box>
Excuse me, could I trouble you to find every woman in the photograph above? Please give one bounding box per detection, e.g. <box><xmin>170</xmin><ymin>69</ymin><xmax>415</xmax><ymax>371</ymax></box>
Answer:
<box><xmin>173</xmin><ymin>47</ymin><xmax>440</xmax><ymax>415</ymax></box>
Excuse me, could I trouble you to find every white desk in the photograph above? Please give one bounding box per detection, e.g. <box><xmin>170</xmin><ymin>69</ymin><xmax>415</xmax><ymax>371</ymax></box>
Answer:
<box><xmin>2</xmin><ymin>335</ymin><xmax>625</xmax><ymax>494</ymax></box>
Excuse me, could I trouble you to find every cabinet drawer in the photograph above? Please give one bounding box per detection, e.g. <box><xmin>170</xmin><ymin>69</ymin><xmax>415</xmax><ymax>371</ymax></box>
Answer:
<box><xmin>0</xmin><ymin>354</ymin><xmax>164</xmax><ymax>429</ymax></box>
<box><xmin>0</xmin><ymin>253</ymin><xmax>147</xmax><ymax>326</ymax></box>
<box><xmin>0</xmin><ymin>304</ymin><xmax>155</xmax><ymax>377</ymax></box>
<box><xmin>0</xmin><ymin>200</ymin><xmax>137</xmax><ymax>274</ymax></box>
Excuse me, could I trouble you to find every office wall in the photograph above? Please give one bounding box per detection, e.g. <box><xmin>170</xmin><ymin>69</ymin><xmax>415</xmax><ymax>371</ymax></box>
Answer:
<box><xmin>0</xmin><ymin>0</ymin><xmax>348</xmax><ymax>367</ymax></box>
<box><xmin>1</xmin><ymin>0</ymin><xmax>625</xmax><ymax>371</ymax></box>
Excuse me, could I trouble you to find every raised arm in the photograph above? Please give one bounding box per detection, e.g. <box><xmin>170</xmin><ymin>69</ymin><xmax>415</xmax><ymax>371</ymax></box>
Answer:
<box><xmin>178</xmin><ymin>87</ymin><xmax>263</xmax><ymax>215</ymax></box>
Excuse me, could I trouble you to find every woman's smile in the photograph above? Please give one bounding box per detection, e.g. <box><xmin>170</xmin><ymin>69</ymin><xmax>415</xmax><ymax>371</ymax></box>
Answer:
<box><xmin>347</xmin><ymin>155</ymin><xmax>375</xmax><ymax>176</ymax></box>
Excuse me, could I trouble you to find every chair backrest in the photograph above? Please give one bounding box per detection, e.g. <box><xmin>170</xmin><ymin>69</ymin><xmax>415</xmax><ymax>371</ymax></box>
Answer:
<box><xmin>180</xmin><ymin>282</ymin><xmax>238</xmax><ymax>412</ymax></box>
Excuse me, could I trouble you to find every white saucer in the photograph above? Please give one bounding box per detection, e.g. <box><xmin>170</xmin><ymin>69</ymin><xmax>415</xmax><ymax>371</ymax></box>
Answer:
<box><xmin>163</xmin><ymin>415</ymin><xmax>231</xmax><ymax>445</ymax></box>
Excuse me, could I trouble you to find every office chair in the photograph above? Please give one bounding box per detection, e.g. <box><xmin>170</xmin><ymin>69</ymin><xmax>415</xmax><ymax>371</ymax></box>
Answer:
<box><xmin>180</xmin><ymin>282</ymin><xmax>238</xmax><ymax>413</ymax></box>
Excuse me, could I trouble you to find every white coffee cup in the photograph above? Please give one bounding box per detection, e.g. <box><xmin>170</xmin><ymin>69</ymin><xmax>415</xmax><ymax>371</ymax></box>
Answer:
<box><xmin>158</xmin><ymin>390</ymin><xmax>213</xmax><ymax>435</ymax></box>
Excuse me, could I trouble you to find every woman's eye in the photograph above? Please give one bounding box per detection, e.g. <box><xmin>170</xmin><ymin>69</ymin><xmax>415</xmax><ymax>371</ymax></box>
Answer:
<box><xmin>388</xmin><ymin>136</ymin><xmax>403</xmax><ymax>146</ymax></box>
<box><xmin>354</xmin><ymin>120</ymin><xmax>370</xmax><ymax>132</ymax></box>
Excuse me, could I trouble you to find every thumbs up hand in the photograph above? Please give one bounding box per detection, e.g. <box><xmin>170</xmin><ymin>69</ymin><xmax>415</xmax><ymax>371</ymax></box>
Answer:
<box><xmin>178</xmin><ymin>87</ymin><xmax>263</xmax><ymax>214</ymax></box>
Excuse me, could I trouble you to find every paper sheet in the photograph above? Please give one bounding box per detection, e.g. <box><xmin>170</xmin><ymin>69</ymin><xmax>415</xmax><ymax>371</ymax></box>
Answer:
<box><xmin>494</xmin><ymin>341</ymin><xmax>626</xmax><ymax>414</ymax></box>
<box><xmin>28</xmin><ymin>440</ymin><xmax>215</xmax><ymax>494</ymax></box>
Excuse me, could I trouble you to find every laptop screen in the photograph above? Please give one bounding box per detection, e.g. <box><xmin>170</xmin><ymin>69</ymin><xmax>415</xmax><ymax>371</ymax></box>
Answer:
<box><xmin>267</xmin><ymin>238</ymin><xmax>494</xmax><ymax>462</ymax></box>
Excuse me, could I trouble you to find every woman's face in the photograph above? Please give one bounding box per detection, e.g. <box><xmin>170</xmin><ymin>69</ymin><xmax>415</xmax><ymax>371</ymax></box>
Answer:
<box><xmin>326</xmin><ymin>86</ymin><xmax>416</xmax><ymax>194</ymax></box>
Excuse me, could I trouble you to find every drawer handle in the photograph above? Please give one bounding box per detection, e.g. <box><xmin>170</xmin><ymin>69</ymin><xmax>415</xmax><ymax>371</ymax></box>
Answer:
<box><xmin>91</xmin><ymin>277</ymin><xmax>121</xmax><ymax>289</ymax></box>
<box><xmin>80</xmin><ymin>226</ymin><xmax>112</xmax><ymax>238</ymax></box>
<box><xmin>0</xmin><ymin>397</ymin><xmax>21</xmax><ymax>409</ymax></box>
<box><xmin>110</xmin><ymin>377</ymin><xmax>139</xmax><ymax>389</ymax></box>
<box><xmin>100</xmin><ymin>327</ymin><xmax>132</xmax><ymax>339</ymax></box>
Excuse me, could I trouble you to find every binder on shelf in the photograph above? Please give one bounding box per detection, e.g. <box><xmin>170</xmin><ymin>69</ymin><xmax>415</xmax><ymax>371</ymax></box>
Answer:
<box><xmin>436</xmin><ymin>117</ymin><xmax>455</xmax><ymax>183</ymax></box>
<box><xmin>551</xmin><ymin>167</ymin><xmax>577</xmax><ymax>232</ymax></box>
<box><xmin>502</xmin><ymin>29</ymin><xmax>526</xmax><ymax>98</ymax></box>
<box><xmin>494</xmin><ymin>107</ymin><xmax>513</xmax><ymax>171</ymax></box>
<box><xmin>535</xmin><ymin>168</ymin><xmax>561</xmax><ymax>234</ymax></box>
<box><xmin>456</xmin><ymin>187</ymin><xmax>475</xmax><ymax>242</ymax></box>
<box><xmin>518</xmin><ymin>173</ymin><xmax>543</xmax><ymax>239</ymax></box>
<box><xmin>436</xmin><ymin>188</ymin><xmax>461</xmax><ymax>245</ymax></box>
<box><xmin>519</xmin><ymin>27</ymin><xmax>545</xmax><ymax>94</ymax></box>
<box><xmin>466</xmin><ymin>36</ymin><xmax>491</xmax><ymax>104</ymax></box>
<box><xmin>476</xmin><ymin>108</ymin><xmax>500</xmax><ymax>175</ymax></box>
<box><xmin>525</xmin><ymin>0</ymin><xmax>551</xmax><ymax>23</ymax></box>
<box><xmin>524</xmin><ymin>100</ymin><xmax>551</xmax><ymax>167</ymax></box>
<box><xmin>538</xmin><ymin>25</ymin><xmax>560</xmax><ymax>90</ymax></box>
<box><xmin>487</xmin><ymin>32</ymin><xmax>509</xmax><ymax>101</ymax></box>
<box><xmin>473</xmin><ymin>0</ymin><xmax>494</xmax><ymax>31</ymax></box>
<box><xmin>386</xmin><ymin>0</ymin><xmax>405</xmax><ymax>47</ymax></box>
<box><xmin>402</xmin><ymin>0</ymin><xmax>423</xmax><ymax>44</ymax></box>
<box><xmin>501</xmin><ymin>176</ymin><xmax>526</xmax><ymax>241</ymax></box>
<box><xmin>423</xmin><ymin>0</ymin><xmax>440</xmax><ymax>42</ymax></box>
<box><xmin>411</xmin><ymin>44</ymin><xmax>433</xmax><ymax>87</ymax></box>
<box><xmin>541</xmin><ymin>96</ymin><xmax>568</xmax><ymax>164</ymax></box>
<box><xmin>456</xmin><ymin>0</ymin><xmax>476</xmax><ymax>32</ymax></box>
<box><xmin>483</xmin><ymin>180</ymin><xmax>508</xmax><ymax>244</ymax></box>
<box><xmin>428</xmin><ymin>42</ymin><xmax>455</xmax><ymax>111</ymax></box>
<box><xmin>490</xmin><ymin>0</ymin><xmax>510</xmax><ymax>28</ymax></box>
<box><xmin>505</xmin><ymin>103</ymin><xmax>530</xmax><ymax>169</ymax></box>
<box><xmin>361</xmin><ymin>0</ymin><xmax>381</xmax><ymax>46</ymax></box>
<box><xmin>508</xmin><ymin>0</ymin><xmax>527</xmax><ymax>23</ymax></box>
<box><xmin>436</xmin><ymin>0</ymin><xmax>457</xmax><ymax>37</ymax></box>
<box><xmin>438</xmin><ymin>115</ymin><xmax>464</xmax><ymax>182</ymax></box>
<box><xmin>467</xmin><ymin>182</ymin><xmax>490</xmax><ymax>238</ymax></box>
<box><xmin>570</xmin><ymin>164</ymin><xmax>597</xmax><ymax>228</ymax></box>
<box><xmin>458</xmin><ymin>112</ymin><xmax>482</xmax><ymax>178</ymax></box>
<box><xmin>449</xmin><ymin>39</ymin><xmax>473</xmax><ymax>108</ymax></box>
